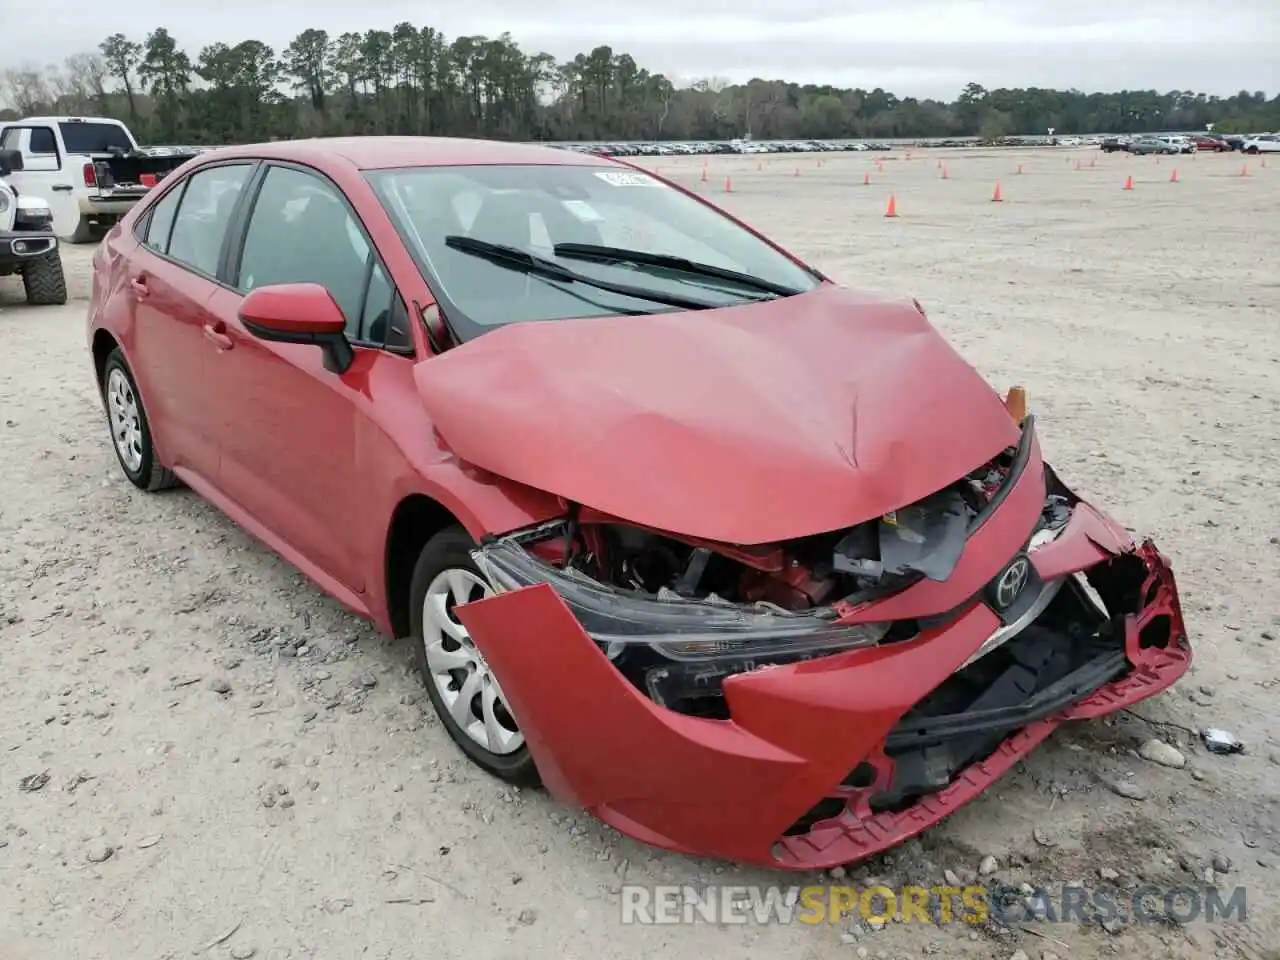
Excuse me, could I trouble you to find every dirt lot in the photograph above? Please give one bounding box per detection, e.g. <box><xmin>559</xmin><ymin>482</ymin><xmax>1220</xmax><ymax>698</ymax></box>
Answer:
<box><xmin>1</xmin><ymin>146</ymin><xmax>1278</xmax><ymax>960</ymax></box>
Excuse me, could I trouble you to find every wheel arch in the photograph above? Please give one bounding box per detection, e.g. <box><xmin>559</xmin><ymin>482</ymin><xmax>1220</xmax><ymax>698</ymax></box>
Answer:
<box><xmin>384</xmin><ymin>493</ymin><xmax>466</xmax><ymax>639</ymax></box>
<box><xmin>92</xmin><ymin>329</ymin><xmax>121</xmax><ymax>388</ymax></box>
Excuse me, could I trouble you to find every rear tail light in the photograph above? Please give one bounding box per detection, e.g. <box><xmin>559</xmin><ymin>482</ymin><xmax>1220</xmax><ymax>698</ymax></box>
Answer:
<box><xmin>140</xmin><ymin>173</ymin><xmax>157</xmax><ymax>188</ymax></box>
<box><xmin>82</xmin><ymin>162</ymin><xmax>96</xmax><ymax>188</ymax></box>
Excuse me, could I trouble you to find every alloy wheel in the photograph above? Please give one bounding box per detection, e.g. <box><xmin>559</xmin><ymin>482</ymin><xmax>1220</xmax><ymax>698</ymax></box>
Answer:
<box><xmin>422</xmin><ymin>568</ymin><xmax>524</xmax><ymax>755</ymax></box>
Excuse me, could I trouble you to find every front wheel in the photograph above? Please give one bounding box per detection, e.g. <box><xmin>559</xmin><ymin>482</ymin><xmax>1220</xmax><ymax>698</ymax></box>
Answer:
<box><xmin>410</xmin><ymin>526</ymin><xmax>540</xmax><ymax>786</ymax></box>
<box><xmin>22</xmin><ymin>250</ymin><xmax>67</xmax><ymax>305</ymax></box>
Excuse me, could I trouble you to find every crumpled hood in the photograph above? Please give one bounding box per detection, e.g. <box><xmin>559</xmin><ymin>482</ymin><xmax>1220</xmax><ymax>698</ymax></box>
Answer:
<box><xmin>414</xmin><ymin>285</ymin><xmax>1021</xmax><ymax>545</ymax></box>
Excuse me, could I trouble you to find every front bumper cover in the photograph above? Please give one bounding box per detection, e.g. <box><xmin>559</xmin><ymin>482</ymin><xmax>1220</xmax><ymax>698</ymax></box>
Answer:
<box><xmin>0</xmin><ymin>228</ymin><xmax>57</xmax><ymax>264</ymax></box>
<box><xmin>456</xmin><ymin>503</ymin><xmax>1190</xmax><ymax>871</ymax></box>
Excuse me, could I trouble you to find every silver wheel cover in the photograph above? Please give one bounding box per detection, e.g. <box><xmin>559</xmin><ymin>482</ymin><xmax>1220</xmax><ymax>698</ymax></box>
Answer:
<box><xmin>106</xmin><ymin>367</ymin><xmax>144</xmax><ymax>472</ymax></box>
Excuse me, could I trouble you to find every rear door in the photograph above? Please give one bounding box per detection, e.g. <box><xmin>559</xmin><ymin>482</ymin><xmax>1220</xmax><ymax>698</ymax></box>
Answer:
<box><xmin>203</xmin><ymin>161</ymin><xmax>417</xmax><ymax>593</ymax></box>
<box><xmin>126</xmin><ymin>161</ymin><xmax>257</xmax><ymax>484</ymax></box>
<box><xmin>0</xmin><ymin>124</ymin><xmax>80</xmax><ymax>236</ymax></box>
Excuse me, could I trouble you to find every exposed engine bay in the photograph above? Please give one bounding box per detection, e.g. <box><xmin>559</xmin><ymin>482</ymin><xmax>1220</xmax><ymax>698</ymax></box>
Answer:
<box><xmin>475</xmin><ymin>421</ymin><xmax>1080</xmax><ymax>719</ymax></box>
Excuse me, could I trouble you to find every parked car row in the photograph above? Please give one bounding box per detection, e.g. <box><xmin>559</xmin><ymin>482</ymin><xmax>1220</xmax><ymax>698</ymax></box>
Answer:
<box><xmin>1100</xmin><ymin>132</ymin><xmax>1277</xmax><ymax>154</ymax></box>
<box><xmin>556</xmin><ymin>139</ymin><xmax>897</xmax><ymax>158</ymax></box>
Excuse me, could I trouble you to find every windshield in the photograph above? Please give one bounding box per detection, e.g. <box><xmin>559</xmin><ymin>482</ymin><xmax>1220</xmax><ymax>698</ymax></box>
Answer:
<box><xmin>366</xmin><ymin>164</ymin><xmax>821</xmax><ymax>336</ymax></box>
<box><xmin>58</xmin><ymin>122</ymin><xmax>134</xmax><ymax>154</ymax></box>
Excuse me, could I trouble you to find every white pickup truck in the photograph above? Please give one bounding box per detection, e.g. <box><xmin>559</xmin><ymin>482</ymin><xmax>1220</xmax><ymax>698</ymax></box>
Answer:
<box><xmin>0</xmin><ymin>116</ymin><xmax>202</xmax><ymax>243</ymax></box>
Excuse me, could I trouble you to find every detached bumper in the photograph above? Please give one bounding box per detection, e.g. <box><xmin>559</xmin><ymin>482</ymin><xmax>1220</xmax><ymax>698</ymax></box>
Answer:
<box><xmin>457</xmin><ymin>518</ymin><xmax>1190</xmax><ymax>871</ymax></box>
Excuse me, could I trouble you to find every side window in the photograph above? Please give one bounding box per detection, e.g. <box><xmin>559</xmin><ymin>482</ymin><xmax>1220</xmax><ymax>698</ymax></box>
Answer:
<box><xmin>167</xmin><ymin>164</ymin><xmax>253</xmax><ymax>277</ymax></box>
<box><xmin>238</xmin><ymin>165</ymin><xmax>393</xmax><ymax>346</ymax></box>
<box><xmin>0</xmin><ymin>128</ymin><xmax>21</xmax><ymax>151</ymax></box>
<box><xmin>143</xmin><ymin>184</ymin><xmax>185</xmax><ymax>254</ymax></box>
<box><xmin>28</xmin><ymin>127</ymin><xmax>57</xmax><ymax>155</ymax></box>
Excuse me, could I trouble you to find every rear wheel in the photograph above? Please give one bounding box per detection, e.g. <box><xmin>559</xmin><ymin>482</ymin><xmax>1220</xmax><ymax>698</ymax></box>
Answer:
<box><xmin>22</xmin><ymin>251</ymin><xmax>67</xmax><ymax>305</ymax></box>
<box><xmin>101</xmin><ymin>349</ymin><xmax>180</xmax><ymax>491</ymax></box>
<box><xmin>410</xmin><ymin>525</ymin><xmax>539</xmax><ymax>786</ymax></box>
<box><xmin>68</xmin><ymin>217</ymin><xmax>96</xmax><ymax>244</ymax></box>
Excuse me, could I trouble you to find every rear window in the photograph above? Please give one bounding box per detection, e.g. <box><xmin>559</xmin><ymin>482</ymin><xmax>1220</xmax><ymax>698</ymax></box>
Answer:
<box><xmin>58</xmin><ymin>122</ymin><xmax>134</xmax><ymax>155</ymax></box>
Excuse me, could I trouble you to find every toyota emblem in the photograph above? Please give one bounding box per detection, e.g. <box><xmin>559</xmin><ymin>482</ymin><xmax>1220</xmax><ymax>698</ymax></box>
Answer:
<box><xmin>993</xmin><ymin>556</ymin><xmax>1031</xmax><ymax>610</ymax></box>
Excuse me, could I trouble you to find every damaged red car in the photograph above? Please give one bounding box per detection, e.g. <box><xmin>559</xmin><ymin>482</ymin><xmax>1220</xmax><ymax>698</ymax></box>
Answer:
<box><xmin>87</xmin><ymin>137</ymin><xmax>1191</xmax><ymax>870</ymax></box>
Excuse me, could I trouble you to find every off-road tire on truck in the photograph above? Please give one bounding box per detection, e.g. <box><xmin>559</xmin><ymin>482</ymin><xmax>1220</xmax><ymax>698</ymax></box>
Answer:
<box><xmin>21</xmin><ymin>250</ymin><xmax>67</xmax><ymax>305</ymax></box>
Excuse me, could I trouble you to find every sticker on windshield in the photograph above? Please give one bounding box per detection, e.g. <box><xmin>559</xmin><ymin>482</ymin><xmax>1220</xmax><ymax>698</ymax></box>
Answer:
<box><xmin>594</xmin><ymin>171</ymin><xmax>663</xmax><ymax>188</ymax></box>
<box><xmin>562</xmin><ymin>199</ymin><xmax>604</xmax><ymax>222</ymax></box>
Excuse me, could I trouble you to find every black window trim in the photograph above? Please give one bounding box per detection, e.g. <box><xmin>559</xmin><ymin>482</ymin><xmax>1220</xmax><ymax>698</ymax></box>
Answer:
<box><xmin>2</xmin><ymin>124</ymin><xmax>63</xmax><ymax>171</ymax></box>
<box><xmin>137</xmin><ymin>176</ymin><xmax>189</xmax><ymax>255</ymax></box>
<box><xmin>133</xmin><ymin>159</ymin><xmax>262</xmax><ymax>289</ymax></box>
<box><xmin>223</xmin><ymin>159</ymin><xmax>414</xmax><ymax>357</ymax></box>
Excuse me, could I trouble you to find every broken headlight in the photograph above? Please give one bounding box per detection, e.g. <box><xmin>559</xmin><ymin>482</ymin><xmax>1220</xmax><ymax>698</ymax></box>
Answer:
<box><xmin>472</xmin><ymin>537</ymin><xmax>890</xmax><ymax>664</ymax></box>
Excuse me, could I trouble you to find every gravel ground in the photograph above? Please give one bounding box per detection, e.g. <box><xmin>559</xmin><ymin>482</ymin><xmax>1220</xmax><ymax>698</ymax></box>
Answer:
<box><xmin>1</xmin><ymin>146</ymin><xmax>1278</xmax><ymax>960</ymax></box>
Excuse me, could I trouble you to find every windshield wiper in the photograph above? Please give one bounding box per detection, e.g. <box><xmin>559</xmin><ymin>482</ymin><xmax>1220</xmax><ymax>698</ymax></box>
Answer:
<box><xmin>443</xmin><ymin>235</ymin><xmax>719</xmax><ymax>311</ymax></box>
<box><xmin>552</xmin><ymin>243</ymin><xmax>806</xmax><ymax>298</ymax></box>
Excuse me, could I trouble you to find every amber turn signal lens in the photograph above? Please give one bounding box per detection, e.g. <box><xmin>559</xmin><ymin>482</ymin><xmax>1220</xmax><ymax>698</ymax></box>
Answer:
<box><xmin>1004</xmin><ymin>386</ymin><xmax>1027</xmax><ymax>421</ymax></box>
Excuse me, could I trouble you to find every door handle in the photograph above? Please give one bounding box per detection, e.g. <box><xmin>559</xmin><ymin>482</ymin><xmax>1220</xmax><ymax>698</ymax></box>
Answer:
<box><xmin>203</xmin><ymin>323</ymin><xmax>233</xmax><ymax>351</ymax></box>
<box><xmin>51</xmin><ymin>184</ymin><xmax>73</xmax><ymax>192</ymax></box>
<box><xmin>129</xmin><ymin>276</ymin><xmax>149</xmax><ymax>298</ymax></box>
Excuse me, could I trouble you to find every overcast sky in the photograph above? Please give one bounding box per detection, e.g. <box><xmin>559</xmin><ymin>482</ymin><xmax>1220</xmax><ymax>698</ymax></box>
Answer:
<box><xmin>15</xmin><ymin>0</ymin><xmax>1280</xmax><ymax>99</ymax></box>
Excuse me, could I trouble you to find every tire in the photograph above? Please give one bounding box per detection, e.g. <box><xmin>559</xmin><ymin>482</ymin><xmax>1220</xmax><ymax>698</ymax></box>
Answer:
<box><xmin>22</xmin><ymin>250</ymin><xmax>68</xmax><ymax>305</ymax></box>
<box><xmin>410</xmin><ymin>525</ymin><xmax>540</xmax><ymax>786</ymax></box>
<box><xmin>68</xmin><ymin>217</ymin><xmax>96</xmax><ymax>244</ymax></box>
<box><xmin>100</xmin><ymin>348</ymin><xmax>180</xmax><ymax>492</ymax></box>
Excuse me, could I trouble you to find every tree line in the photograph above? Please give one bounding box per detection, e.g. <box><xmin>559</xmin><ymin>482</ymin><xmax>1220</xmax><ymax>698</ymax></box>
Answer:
<box><xmin>1</xmin><ymin>25</ymin><xmax>1276</xmax><ymax>146</ymax></box>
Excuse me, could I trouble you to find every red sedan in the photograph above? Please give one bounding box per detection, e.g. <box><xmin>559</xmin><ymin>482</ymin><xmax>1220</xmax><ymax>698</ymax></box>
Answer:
<box><xmin>1189</xmin><ymin>134</ymin><xmax>1228</xmax><ymax>152</ymax></box>
<box><xmin>87</xmin><ymin>137</ymin><xmax>1191</xmax><ymax>870</ymax></box>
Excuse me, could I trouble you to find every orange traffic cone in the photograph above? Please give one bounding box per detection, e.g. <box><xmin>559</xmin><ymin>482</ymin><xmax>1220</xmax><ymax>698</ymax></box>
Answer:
<box><xmin>1016</xmin><ymin>164</ymin><xmax>1024</xmax><ymax>175</ymax></box>
<box><xmin>1240</xmin><ymin>164</ymin><xmax>1250</xmax><ymax>177</ymax></box>
<box><xmin>1170</xmin><ymin>168</ymin><xmax>1179</xmax><ymax>183</ymax></box>
<box><xmin>1089</xmin><ymin>158</ymin><xmax>1096</xmax><ymax>168</ymax></box>
<box><xmin>699</xmin><ymin>166</ymin><xmax>707</xmax><ymax>183</ymax></box>
<box><xmin>940</xmin><ymin>165</ymin><xmax>949</xmax><ymax>179</ymax></box>
<box><xmin>885</xmin><ymin>194</ymin><xmax>898</xmax><ymax>218</ymax></box>
<box><xmin>793</xmin><ymin>167</ymin><xmax>800</xmax><ymax>177</ymax></box>
<box><xmin>863</xmin><ymin>171</ymin><xmax>871</xmax><ymax>185</ymax></box>
<box><xmin>1123</xmin><ymin>175</ymin><xmax>1133</xmax><ymax>190</ymax></box>
<box><xmin>757</xmin><ymin>160</ymin><xmax>762</xmax><ymax>171</ymax></box>
<box><xmin>1075</xmin><ymin>160</ymin><xmax>1082</xmax><ymax>171</ymax></box>
<box><xmin>723</xmin><ymin>176</ymin><xmax>732</xmax><ymax>193</ymax></box>
<box><xmin>992</xmin><ymin>181</ymin><xmax>1003</xmax><ymax>202</ymax></box>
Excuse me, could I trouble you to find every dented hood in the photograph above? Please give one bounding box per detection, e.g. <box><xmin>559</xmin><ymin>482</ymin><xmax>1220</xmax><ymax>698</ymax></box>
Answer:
<box><xmin>414</xmin><ymin>285</ymin><xmax>1021</xmax><ymax>545</ymax></box>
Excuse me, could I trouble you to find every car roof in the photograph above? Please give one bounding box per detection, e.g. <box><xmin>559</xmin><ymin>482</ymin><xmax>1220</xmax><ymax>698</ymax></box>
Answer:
<box><xmin>198</xmin><ymin>136</ymin><xmax>618</xmax><ymax>172</ymax></box>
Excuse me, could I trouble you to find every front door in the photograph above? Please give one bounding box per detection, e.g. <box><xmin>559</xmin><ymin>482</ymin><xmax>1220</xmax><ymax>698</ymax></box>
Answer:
<box><xmin>204</xmin><ymin>162</ymin><xmax>414</xmax><ymax>594</ymax></box>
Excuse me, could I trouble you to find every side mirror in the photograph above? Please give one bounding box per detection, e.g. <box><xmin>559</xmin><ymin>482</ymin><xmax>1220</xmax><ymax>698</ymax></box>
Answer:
<box><xmin>239</xmin><ymin>283</ymin><xmax>354</xmax><ymax>374</ymax></box>
<box><xmin>0</xmin><ymin>148</ymin><xmax>23</xmax><ymax>176</ymax></box>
